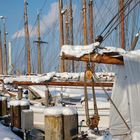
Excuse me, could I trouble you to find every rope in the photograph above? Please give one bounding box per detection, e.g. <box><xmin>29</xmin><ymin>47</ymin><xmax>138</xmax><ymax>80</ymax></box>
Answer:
<box><xmin>87</xmin><ymin>65</ymin><xmax>131</xmax><ymax>132</ymax></box>
<box><xmin>103</xmin><ymin>0</ymin><xmax>140</xmax><ymax>42</ymax></box>
<box><xmin>84</xmin><ymin>71</ymin><xmax>90</xmax><ymax>126</ymax></box>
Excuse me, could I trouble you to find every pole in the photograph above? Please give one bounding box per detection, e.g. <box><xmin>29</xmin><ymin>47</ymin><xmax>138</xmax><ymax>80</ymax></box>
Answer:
<box><xmin>59</xmin><ymin>0</ymin><xmax>65</xmax><ymax>72</ymax></box>
<box><xmin>3</xmin><ymin>20</ymin><xmax>8</xmax><ymax>75</ymax></box>
<box><xmin>65</xmin><ymin>8</ymin><xmax>69</xmax><ymax>71</ymax></box>
<box><xmin>69</xmin><ymin>0</ymin><xmax>75</xmax><ymax>72</ymax></box>
<box><xmin>88</xmin><ymin>0</ymin><xmax>94</xmax><ymax>43</ymax></box>
<box><xmin>119</xmin><ymin>0</ymin><xmax>125</xmax><ymax>49</ymax></box>
<box><xmin>33</xmin><ymin>13</ymin><xmax>48</xmax><ymax>74</ymax></box>
<box><xmin>82</xmin><ymin>0</ymin><xmax>88</xmax><ymax>45</ymax></box>
<box><xmin>37</xmin><ymin>14</ymin><xmax>41</xmax><ymax>74</ymax></box>
<box><xmin>0</xmin><ymin>30</ymin><xmax>3</xmax><ymax>75</ymax></box>
<box><xmin>24</xmin><ymin>0</ymin><xmax>31</xmax><ymax>74</ymax></box>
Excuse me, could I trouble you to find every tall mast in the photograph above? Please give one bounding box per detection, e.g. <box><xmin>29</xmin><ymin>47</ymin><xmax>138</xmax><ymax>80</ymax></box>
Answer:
<box><xmin>3</xmin><ymin>19</ymin><xmax>8</xmax><ymax>75</ymax></box>
<box><xmin>69</xmin><ymin>0</ymin><xmax>75</xmax><ymax>72</ymax></box>
<box><xmin>37</xmin><ymin>14</ymin><xmax>41</xmax><ymax>74</ymax></box>
<box><xmin>24</xmin><ymin>0</ymin><xmax>31</xmax><ymax>74</ymax></box>
<box><xmin>82</xmin><ymin>0</ymin><xmax>88</xmax><ymax>45</ymax></box>
<box><xmin>0</xmin><ymin>30</ymin><xmax>3</xmax><ymax>74</ymax></box>
<box><xmin>119</xmin><ymin>0</ymin><xmax>125</xmax><ymax>49</ymax></box>
<box><xmin>34</xmin><ymin>13</ymin><xmax>47</xmax><ymax>74</ymax></box>
<box><xmin>65</xmin><ymin>7</ymin><xmax>69</xmax><ymax>72</ymax></box>
<box><xmin>8</xmin><ymin>42</ymin><xmax>12</xmax><ymax>74</ymax></box>
<box><xmin>59</xmin><ymin>0</ymin><xmax>65</xmax><ymax>72</ymax></box>
<box><xmin>89</xmin><ymin>0</ymin><xmax>94</xmax><ymax>43</ymax></box>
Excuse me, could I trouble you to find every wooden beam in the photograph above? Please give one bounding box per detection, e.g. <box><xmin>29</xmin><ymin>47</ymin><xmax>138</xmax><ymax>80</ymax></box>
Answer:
<box><xmin>10</xmin><ymin>81</ymin><xmax>113</xmax><ymax>87</ymax></box>
<box><xmin>61</xmin><ymin>53</ymin><xmax>124</xmax><ymax>65</ymax></box>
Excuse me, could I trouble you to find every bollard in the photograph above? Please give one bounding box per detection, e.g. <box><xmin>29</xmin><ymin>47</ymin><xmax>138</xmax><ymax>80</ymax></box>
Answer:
<box><xmin>44</xmin><ymin>106</ymin><xmax>78</xmax><ymax>140</ymax></box>
<box><xmin>10</xmin><ymin>100</ymin><xmax>21</xmax><ymax>128</ymax></box>
<box><xmin>0</xmin><ymin>96</ymin><xmax>7</xmax><ymax>117</ymax></box>
<box><xmin>18</xmin><ymin>86</ymin><xmax>23</xmax><ymax>100</ymax></box>
<box><xmin>10</xmin><ymin>99</ymin><xmax>30</xmax><ymax>129</ymax></box>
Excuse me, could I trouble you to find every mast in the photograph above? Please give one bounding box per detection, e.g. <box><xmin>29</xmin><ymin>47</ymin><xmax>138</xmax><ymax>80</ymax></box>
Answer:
<box><xmin>59</xmin><ymin>0</ymin><xmax>65</xmax><ymax>72</ymax></box>
<box><xmin>34</xmin><ymin>13</ymin><xmax>47</xmax><ymax>74</ymax></box>
<box><xmin>88</xmin><ymin>0</ymin><xmax>94</xmax><ymax>43</ymax></box>
<box><xmin>24</xmin><ymin>0</ymin><xmax>31</xmax><ymax>74</ymax></box>
<box><xmin>69</xmin><ymin>0</ymin><xmax>75</xmax><ymax>72</ymax></box>
<box><xmin>65</xmin><ymin>7</ymin><xmax>69</xmax><ymax>72</ymax></box>
<box><xmin>0</xmin><ymin>30</ymin><xmax>3</xmax><ymax>74</ymax></box>
<box><xmin>37</xmin><ymin>14</ymin><xmax>41</xmax><ymax>74</ymax></box>
<box><xmin>8</xmin><ymin>42</ymin><xmax>12</xmax><ymax>74</ymax></box>
<box><xmin>119</xmin><ymin>0</ymin><xmax>125</xmax><ymax>49</ymax></box>
<box><xmin>82</xmin><ymin>0</ymin><xmax>88</xmax><ymax>45</ymax></box>
<box><xmin>3</xmin><ymin>19</ymin><xmax>8</xmax><ymax>75</ymax></box>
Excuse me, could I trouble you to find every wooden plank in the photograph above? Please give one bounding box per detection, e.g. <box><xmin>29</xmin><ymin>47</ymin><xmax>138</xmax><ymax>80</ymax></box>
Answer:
<box><xmin>11</xmin><ymin>81</ymin><xmax>113</xmax><ymax>87</ymax></box>
<box><xmin>61</xmin><ymin>53</ymin><xmax>124</xmax><ymax>65</ymax></box>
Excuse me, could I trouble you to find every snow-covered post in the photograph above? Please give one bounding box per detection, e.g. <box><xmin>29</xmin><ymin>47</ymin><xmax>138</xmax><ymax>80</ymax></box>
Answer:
<box><xmin>10</xmin><ymin>100</ymin><xmax>21</xmax><ymax>128</ymax></box>
<box><xmin>44</xmin><ymin>107</ymin><xmax>78</xmax><ymax>140</ymax></box>
<box><xmin>10</xmin><ymin>99</ymin><xmax>30</xmax><ymax>129</ymax></box>
<box><xmin>18</xmin><ymin>86</ymin><xmax>23</xmax><ymax>100</ymax></box>
<box><xmin>21</xmin><ymin>109</ymin><xmax>33</xmax><ymax>140</ymax></box>
<box><xmin>0</xmin><ymin>96</ymin><xmax>7</xmax><ymax>117</ymax></box>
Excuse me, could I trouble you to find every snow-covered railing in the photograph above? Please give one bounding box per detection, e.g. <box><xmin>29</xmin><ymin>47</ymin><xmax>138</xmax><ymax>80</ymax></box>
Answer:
<box><xmin>0</xmin><ymin>72</ymin><xmax>114</xmax><ymax>87</ymax></box>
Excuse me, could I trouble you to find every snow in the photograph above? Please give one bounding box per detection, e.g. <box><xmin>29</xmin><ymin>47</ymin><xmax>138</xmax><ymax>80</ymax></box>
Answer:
<box><xmin>0</xmin><ymin>96</ymin><xmax>7</xmax><ymax>101</ymax></box>
<box><xmin>9</xmin><ymin>99</ymin><xmax>29</xmax><ymax>106</ymax></box>
<box><xmin>98</xmin><ymin>46</ymin><xmax>126</xmax><ymax>55</ymax></box>
<box><xmin>60</xmin><ymin>43</ymin><xmax>127</xmax><ymax>58</ymax></box>
<box><xmin>0</xmin><ymin>123</ymin><xmax>21</xmax><ymax>140</ymax></box>
<box><xmin>3</xmin><ymin>72</ymin><xmax>114</xmax><ymax>85</ymax></box>
<box><xmin>9</xmin><ymin>100</ymin><xmax>20</xmax><ymax>106</ymax></box>
<box><xmin>3</xmin><ymin>72</ymin><xmax>83</xmax><ymax>84</ymax></box>
<box><xmin>30</xmin><ymin>105</ymin><xmax>46</xmax><ymax>113</ymax></box>
<box><xmin>60</xmin><ymin>42</ymin><xmax>100</xmax><ymax>58</ymax></box>
<box><xmin>44</xmin><ymin>106</ymin><xmax>77</xmax><ymax>116</ymax></box>
<box><xmin>20</xmin><ymin>99</ymin><xmax>30</xmax><ymax>106</ymax></box>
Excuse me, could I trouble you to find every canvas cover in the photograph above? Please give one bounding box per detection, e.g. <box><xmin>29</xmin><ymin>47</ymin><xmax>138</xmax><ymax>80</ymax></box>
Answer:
<box><xmin>110</xmin><ymin>52</ymin><xmax>140</xmax><ymax>138</ymax></box>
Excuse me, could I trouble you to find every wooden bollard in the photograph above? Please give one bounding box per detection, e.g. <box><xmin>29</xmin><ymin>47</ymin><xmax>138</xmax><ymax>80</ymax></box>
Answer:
<box><xmin>10</xmin><ymin>100</ymin><xmax>21</xmax><ymax>128</ymax></box>
<box><xmin>10</xmin><ymin>99</ymin><xmax>30</xmax><ymax>129</ymax></box>
<box><xmin>44</xmin><ymin>107</ymin><xmax>78</xmax><ymax>140</ymax></box>
<box><xmin>63</xmin><ymin>113</ymin><xmax>78</xmax><ymax>140</ymax></box>
<box><xmin>21</xmin><ymin>109</ymin><xmax>33</xmax><ymax>131</ymax></box>
<box><xmin>18</xmin><ymin>86</ymin><xmax>23</xmax><ymax>100</ymax></box>
<box><xmin>0</xmin><ymin>96</ymin><xmax>7</xmax><ymax>117</ymax></box>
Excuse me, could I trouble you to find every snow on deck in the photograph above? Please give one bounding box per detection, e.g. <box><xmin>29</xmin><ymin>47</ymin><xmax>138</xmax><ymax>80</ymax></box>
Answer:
<box><xmin>0</xmin><ymin>123</ymin><xmax>21</xmax><ymax>140</ymax></box>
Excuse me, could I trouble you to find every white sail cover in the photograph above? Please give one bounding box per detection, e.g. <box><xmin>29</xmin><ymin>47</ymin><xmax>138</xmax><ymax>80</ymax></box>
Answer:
<box><xmin>110</xmin><ymin>51</ymin><xmax>140</xmax><ymax>139</ymax></box>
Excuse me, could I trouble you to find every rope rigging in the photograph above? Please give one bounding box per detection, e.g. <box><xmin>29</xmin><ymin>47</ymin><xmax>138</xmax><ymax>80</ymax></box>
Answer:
<box><xmin>100</xmin><ymin>0</ymin><xmax>140</xmax><ymax>43</ymax></box>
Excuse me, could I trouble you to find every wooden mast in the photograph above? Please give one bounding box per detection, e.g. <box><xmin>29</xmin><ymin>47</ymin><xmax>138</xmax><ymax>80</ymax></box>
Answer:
<box><xmin>0</xmin><ymin>30</ymin><xmax>3</xmax><ymax>74</ymax></box>
<box><xmin>37</xmin><ymin>14</ymin><xmax>41</xmax><ymax>74</ymax></box>
<box><xmin>65</xmin><ymin>6</ymin><xmax>69</xmax><ymax>72</ymax></box>
<box><xmin>69</xmin><ymin>0</ymin><xmax>75</xmax><ymax>72</ymax></box>
<box><xmin>34</xmin><ymin>13</ymin><xmax>48</xmax><ymax>74</ymax></box>
<box><xmin>119</xmin><ymin>0</ymin><xmax>125</xmax><ymax>49</ymax></box>
<box><xmin>82</xmin><ymin>0</ymin><xmax>88</xmax><ymax>45</ymax></box>
<box><xmin>88</xmin><ymin>0</ymin><xmax>94</xmax><ymax>43</ymax></box>
<box><xmin>59</xmin><ymin>0</ymin><xmax>65</xmax><ymax>72</ymax></box>
<box><xmin>3</xmin><ymin>19</ymin><xmax>8</xmax><ymax>75</ymax></box>
<box><xmin>24</xmin><ymin>0</ymin><xmax>31</xmax><ymax>74</ymax></box>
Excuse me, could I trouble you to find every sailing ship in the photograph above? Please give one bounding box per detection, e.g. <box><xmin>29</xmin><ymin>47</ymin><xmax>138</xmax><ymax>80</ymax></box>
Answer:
<box><xmin>0</xmin><ymin>0</ymin><xmax>140</xmax><ymax>140</ymax></box>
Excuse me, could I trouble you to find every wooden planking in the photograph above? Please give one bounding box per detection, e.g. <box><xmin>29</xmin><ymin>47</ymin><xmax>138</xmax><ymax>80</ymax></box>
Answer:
<box><xmin>11</xmin><ymin>81</ymin><xmax>113</xmax><ymax>87</ymax></box>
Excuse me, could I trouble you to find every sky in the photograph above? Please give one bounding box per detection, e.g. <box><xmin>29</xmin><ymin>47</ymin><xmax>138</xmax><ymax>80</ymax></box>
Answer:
<box><xmin>0</xmin><ymin>0</ymin><xmax>57</xmax><ymax>41</ymax></box>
